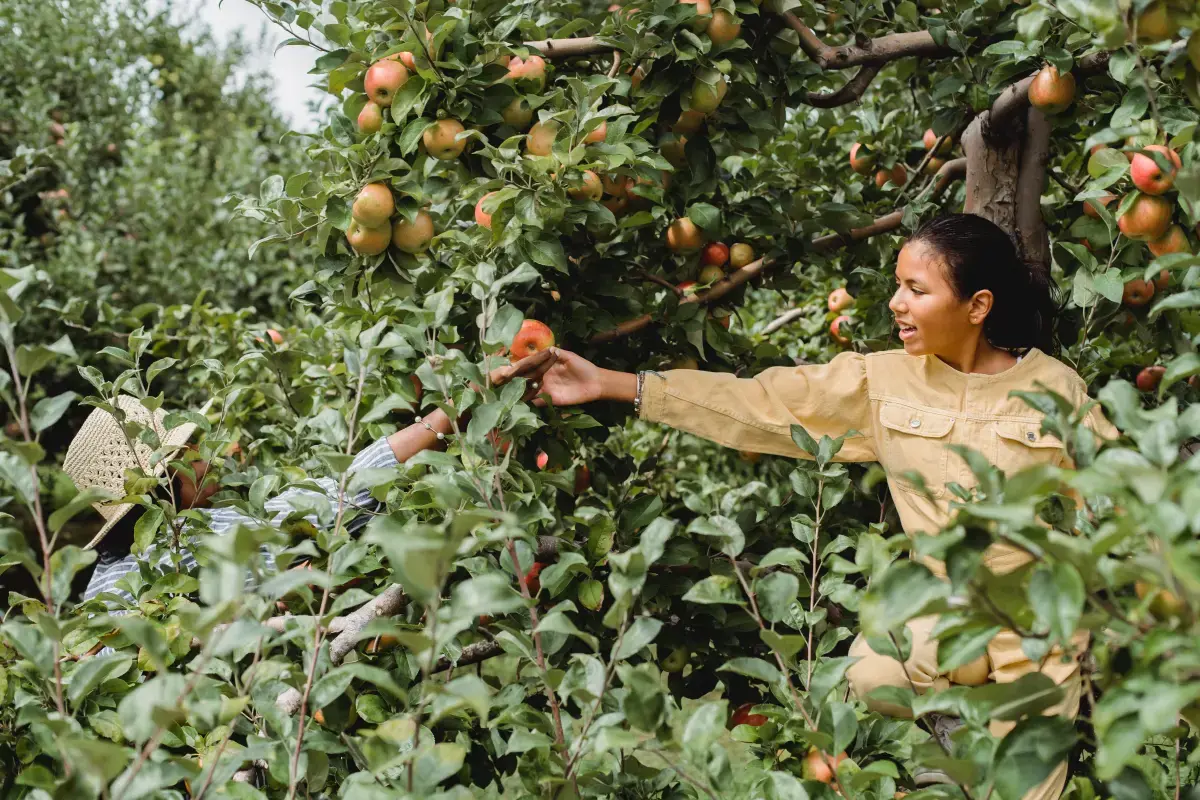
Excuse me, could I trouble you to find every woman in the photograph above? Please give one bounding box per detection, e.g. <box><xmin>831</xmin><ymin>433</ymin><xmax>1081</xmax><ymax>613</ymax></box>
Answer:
<box><xmin>536</xmin><ymin>214</ymin><xmax>1115</xmax><ymax>800</ymax></box>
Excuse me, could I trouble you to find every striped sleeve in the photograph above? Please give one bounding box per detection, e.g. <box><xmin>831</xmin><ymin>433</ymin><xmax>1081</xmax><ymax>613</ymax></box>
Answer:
<box><xmin>80</xmin><ymin>437</ymin><xmax>396</xmax><ymax>608</ymax></box>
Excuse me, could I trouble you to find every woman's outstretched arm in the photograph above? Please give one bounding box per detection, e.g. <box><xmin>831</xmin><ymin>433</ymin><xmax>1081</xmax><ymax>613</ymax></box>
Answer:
<box><xmin>538</xmin><ymin>348</ymin><xmax>877</xmax><ymax>462</ymax></box>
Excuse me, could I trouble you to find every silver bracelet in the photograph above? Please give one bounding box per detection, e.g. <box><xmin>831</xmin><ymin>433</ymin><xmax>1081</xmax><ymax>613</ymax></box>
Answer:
<box><xmin>413</xmin><ymin>415</ymin><xmax>446</xmax><ymax>441</ymax></box>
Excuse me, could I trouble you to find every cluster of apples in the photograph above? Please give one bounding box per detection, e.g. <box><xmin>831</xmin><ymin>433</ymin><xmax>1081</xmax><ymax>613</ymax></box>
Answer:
<box><xmin>344</xmin><ymin>182</ymin><xmax>437</xmax><ymax>256</ymax></box>
<box><xmin>664</xmin><ymin>223</ymin><xmax>755</xmax><ymax>318</ymax></box>
<box><xmin>848</xmin><ymin>127</ymin><xmax>955</xmax><ymax>192</ymax></box>
<box><xmin>1081</xmin><ymin>139</ymin><xmax>1192</xmax><ymax>311</ymax></box>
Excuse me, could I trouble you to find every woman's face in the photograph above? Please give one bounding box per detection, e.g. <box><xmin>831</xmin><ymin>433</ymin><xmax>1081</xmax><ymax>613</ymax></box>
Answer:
<box><xmin>889</xmin><ymin>241</ymin><xmax>982</xmax><ymax>358</ymax></box>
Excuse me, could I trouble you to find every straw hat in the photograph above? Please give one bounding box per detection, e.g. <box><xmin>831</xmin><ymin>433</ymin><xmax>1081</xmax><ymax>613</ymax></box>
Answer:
<box><xmin>63</xmin><ymin>395</ymin><xmax>201</xmax><ymax>550</ymax></box>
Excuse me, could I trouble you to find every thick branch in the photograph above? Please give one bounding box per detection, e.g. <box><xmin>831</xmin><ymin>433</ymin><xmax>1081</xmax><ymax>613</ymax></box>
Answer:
<box><xmin>526</xmin><ymin>36</ymin><xmax>609</xmax><ymax>59</ymax></box>
<box><xmin>803</xmin><ymin>66</ymin><xmax>881</xmax><ymax>107</ymax></box>
<box><xmin>1016</xmin><ymin>106</ymin><xmax>1052</xmax><ymax>280</ymax></box>
<box><xmin>962</xmin><ymin>112</ymin><xmax>1023</xmax><ymax>234</ymax></box>
<box><xmin>781</xmin><ymin>13</ymin><xmax>953</xmax><ymax>69</ymax></box>
<box><xmin>435</xmin><ymin>640</ymin><xmax>504</xmax><ymax>672</ymax></box>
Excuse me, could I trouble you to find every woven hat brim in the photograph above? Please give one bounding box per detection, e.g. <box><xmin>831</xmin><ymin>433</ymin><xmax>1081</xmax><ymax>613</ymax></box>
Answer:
<box><xmin>83</xmin><ymin>418</ymin><xmax>199</xmax><ymax>551</ymax></box>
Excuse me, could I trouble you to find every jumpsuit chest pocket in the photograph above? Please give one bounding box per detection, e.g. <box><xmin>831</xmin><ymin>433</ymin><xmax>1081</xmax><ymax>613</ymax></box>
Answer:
<box><xmin>877</xmin><ymin>402</ymin><xmax>956</xmax><ymax>497</ymax></box>
<box><xmin>994</xmin><ymin>419</ymin><xmax>1063</xmax><ymax>474</ymax></box>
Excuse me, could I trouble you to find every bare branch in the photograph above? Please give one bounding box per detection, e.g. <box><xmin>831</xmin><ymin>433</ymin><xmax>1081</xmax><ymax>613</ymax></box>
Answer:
<box><xmin>434</xmin><ymin>640</ymin><xmax>504</xmax><ymax>672</ymax></box>
<box><xmin>526</xmin><ymin>36</ymin><xmax>609</xmax><ymax>59</ymax></box>
<box><xmin>803</xmin><ymin>66</ymin><xmax>881</xmax><ymax>108</ymax></box>
<box><xmin>781</xmin><ymin>13</ymin><xmax>953</xmax><ymax>69</ymax></box>
<box><xmin>762</xmin><ymin>307</ymin><xmax>808</xmax><ymax>336</ymax></box>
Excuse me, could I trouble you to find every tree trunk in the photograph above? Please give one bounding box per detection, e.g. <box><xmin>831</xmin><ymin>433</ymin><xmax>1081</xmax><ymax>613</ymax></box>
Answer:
<box><xmin>961</xmin><ymin>113</ymin><xmax>1023</xmax><ymax>239</ymax></box>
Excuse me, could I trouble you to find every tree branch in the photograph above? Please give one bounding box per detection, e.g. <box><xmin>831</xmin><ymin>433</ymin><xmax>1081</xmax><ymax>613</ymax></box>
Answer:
<box><xmin>803</xmin><ymin>66</ymin><xmax>881</xmax><ymax>107</ymax></box>
<box><xmin>1016</xmin><ymin>106</ymin><xmax>1052</xmax><ymax>281</ymax></box>
<box><xmin>526</xmin><ymin>36</ymin><xmax>609</xmax><ymax>59</ymax></box>
<box><xmin>781</xmin><ymin>13</ymin><xmax>954</xmax><ymax>69</ymax></box>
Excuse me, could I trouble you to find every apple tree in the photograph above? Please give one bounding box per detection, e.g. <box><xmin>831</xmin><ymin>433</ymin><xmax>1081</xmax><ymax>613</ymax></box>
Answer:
<box><xmin>2</xmin><ymin>0</ymin><xmax>1200</xmax><ymax>798</ymax></box>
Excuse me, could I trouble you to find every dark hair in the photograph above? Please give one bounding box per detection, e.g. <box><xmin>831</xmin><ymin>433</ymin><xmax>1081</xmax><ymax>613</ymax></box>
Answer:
<box><xmin>909</xmin><ymin>213</ymin><xmax>1057</xmax><ymax>354</ymax></box>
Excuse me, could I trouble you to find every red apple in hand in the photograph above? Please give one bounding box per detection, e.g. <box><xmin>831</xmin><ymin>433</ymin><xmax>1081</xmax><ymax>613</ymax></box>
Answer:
<box><xmin>510</xmin><ymin>319</ymin><xmax>555</xmax><ymax>363</ymax></box>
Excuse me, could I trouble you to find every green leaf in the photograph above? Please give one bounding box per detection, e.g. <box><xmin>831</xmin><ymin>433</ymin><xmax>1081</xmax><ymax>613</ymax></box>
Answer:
<box><xmin>754</xmin><ymin>571</ymin><xmax>799</xmax><ymax>623</ymax></box>
<box><xmin>613</xmin><ymin>616</ymin><xmax>663</xmax><ymax>660</ymax></box>
<box><xmin>991</xmin><ymin>717</ymin><xmax>1076</xmax><ymax>800</ymax></box>
<box><xmin>686</xmin><ymin>515</ymin><xmax>744</xmax><ymax>557</ymax></box>
<box><xmin>967</xmin><ymin>672</ymin><xmax>1064</xmax><ymax>721</ymax></box>
<box><xmin>1028</xmin><ymin>563</ymin><xmax>1084</xmax><ymax>644</ymax></box>
<box><xmin>30</xmin><ymin>391</ymin><xmax>76</xmax><ymax>433</ymax></box>
<box><xmin>67</xmin><ymin>654</ymin><xmax>133</xmax><ymax>706</ymax></box>
<box><xmin>681</xmin><ymin>574</ymin><xmax>744</xmax><ymax>605</ymax></box>
<box><xmin>717</xmin><ymin>657</ymin><xmax>782</xmax><ymax>685</ymax></box>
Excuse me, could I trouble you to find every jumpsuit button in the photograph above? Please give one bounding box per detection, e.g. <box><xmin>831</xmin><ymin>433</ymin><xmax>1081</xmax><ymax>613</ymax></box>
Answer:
<box><xmin>909</xmin><ymin>418</ymin><xmax>920</xmax><ymax>429</ymax></box>
<box><xmin>1026</xmin><ymin>431</ymin><xmax>1036</xmax><ymax>441</ymax></box>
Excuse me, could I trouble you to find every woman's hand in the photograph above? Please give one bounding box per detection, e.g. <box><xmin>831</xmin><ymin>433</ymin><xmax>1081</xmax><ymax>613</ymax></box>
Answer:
<box><xmin>535</xmin><ymin>348</ymin><xmax>631</xmax><ymax>407</ymax></box>
<box><xmin>488</xmin><ymin>349</ymin><xmax>558</xmax><ymax>402</ymax></box>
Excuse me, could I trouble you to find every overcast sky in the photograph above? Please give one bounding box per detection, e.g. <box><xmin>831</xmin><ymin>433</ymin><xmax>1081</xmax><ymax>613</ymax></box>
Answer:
<box><xmin>188</xmin><ymin>0</ymin><xmax>327</xmax><ymax>130</ymax></box>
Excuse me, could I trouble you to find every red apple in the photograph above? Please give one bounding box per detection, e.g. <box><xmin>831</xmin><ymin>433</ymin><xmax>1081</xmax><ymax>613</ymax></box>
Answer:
<box><xmin>1083</xmin><ymin>194</ymin><xmax>1116</xmax><ymax>219</ymax></box>
<box><xmin>357</xmin><ymin>102</ymin><xmax>383</xmax><ymax>134</ymax></box>
<box><xmin>1153</xmin><ymin>269</ymin><xmax>1171</xmax><ymax>291</ymax></box>
<box><xmin>1136</xmin><ymin>365</ymin><xmax>1166</xmax><ymax>392</ymax></box>
<box><xmin>830</xmin><ymin>315</ymin><xmax>852</xmax><ymax>344</ymax></box>
<box><xmin>422</xmin><ymin>118</ymin><xmax>466</xmax><ymax>160</ymax></box>
<box><xmin>364</xmin><ymin>59</ymin><xmax>410</xmax><ymax>107</ymax></box>
<box><xmin>667</xmin><ymin>218</ymin><xmax>704</xmax><ymax>252</ymax></box>
<box><xmin>475</xmin><ymin>191</ymin><xmax>499</xmax><ymax>228</ymax></box>
<box><xmin>729</xmin><ymin>243</ymin><xmax>755</xmax><ymax>268</ymax></box>
<box><xmin>676</xmin><ymin>280</ymin><xmax>699</xmax><ymax>295</ymax></box>
<box><xmin>828</xmin><ymin>287</ymin><xmax>854</xmax><ymax>312</ymax></box>
<box><xmin>266</xmin><ymin>329</ymin><xmax>284</xmax><ymax>345</ymax></box>
<box><xmin>1130</xmin><ymin>145</ymin><xmax>1181</xmax><ymax>195</ymax></box>
<box><xmin>729</xmin><ymin>703</ymin><xmax>767</xmax><ymax>727</ymax></box>
<box><xmin>923</xmin><ymin>128</ymin><xmax>952</xmax><ymax>156</ymax></box>
<box><xmin>507</xmin><ymin>55</ymin><xmax>547</xmax><ymax>90</ymax></box>
<box><xmin>573</xmin><ymin>464</ymin><xmax>591</xmax><ymax>493</ymax></box>
<box><xmin>346</xmin><ymin>220</ymin><xmax>391</xmax><ymax>255</ymax></box>
<box><xmin>1148</xmin><ymin>224</ymin><xmax>1189</xmax><ymax>258</ymax></box>
<box><xmin>1118</xmin><ymin>194</ymin><xmax>1173</xmax><ymax>241</ymax></box>
<box><xmin>523</xmin><ymin>561</ymin><xmax>546</xmax><ymax>595</ymax></box>
<box><xmin>1028</xmin><ymin>64</ymin><xmax>1075</xmax><ymax>114</ymax></box>
<box><xmin>702</xmin><ymin>242</ymin><xmax>729</xmax><ymax>266</ymax></box>
<box><xmin>510</xmin><ymin>319</ymin><xmax>555</xmax><ymax>363</ymax></box>
<box><xmin>849</xmin><ymin>143</ymin><xmax>877</xmax><ymax>175</ymax></box>
<box><xmin>536</xmin><ymin>451</ymin><xmax>550</xmax><ymax>470</ymax></box>
<box><xmin>802</xmin><ymin>750</ymin><xmax>847</xmax><ymax>784</ymax></box>
<box><xmin>352</xmin><ymin>183</ymin><xmax>394</xmax><ymax>227</ymax></box>
<box><xmin>1122</xmin><ymin>278</ymin><xmax>1155</xmax><ymax>307</ymax></box>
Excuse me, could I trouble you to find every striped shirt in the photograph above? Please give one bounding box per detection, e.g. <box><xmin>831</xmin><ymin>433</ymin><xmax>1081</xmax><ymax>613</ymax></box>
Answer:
<box><xmin>83</xmin><ymin>436</ymin><xmax>399</xmax><ymax>606</ymax></box>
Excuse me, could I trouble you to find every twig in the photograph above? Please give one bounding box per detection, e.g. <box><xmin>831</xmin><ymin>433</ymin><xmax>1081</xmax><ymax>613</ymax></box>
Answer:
<box><xmin>635</xmin><ymin>271</ymin><xmax>683</xmax><ymax>296</ymax></box>
<box><xmin>606</xmin><ymin>50</ymin><xmax>622</xmax><ymax>79</ymax></box>
<box><xmin>762</xmin><ymin>307</ymin><xmax>807</xmax><ymax>335</ymax></box>
<box><xmin>285</xmin><ymin>363</ymin><xmax>369</xmax><ymax>800</ymax></box>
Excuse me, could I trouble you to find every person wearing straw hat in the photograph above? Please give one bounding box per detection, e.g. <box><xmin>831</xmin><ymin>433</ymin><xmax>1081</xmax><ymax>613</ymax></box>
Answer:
<box><xmin>67</xmin><ymin>351</ymin><xmax>558</xmax><ymax>611</ymax></box>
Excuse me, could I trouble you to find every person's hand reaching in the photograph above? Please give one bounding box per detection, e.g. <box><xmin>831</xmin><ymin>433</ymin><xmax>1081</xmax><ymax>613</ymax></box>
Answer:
<box><xmin>533</xmin><ymin>348</ymin><xmax>613</xmax><ymax>407</ymax></box>
<box><xmin>489</xmin><ymin>349</ymin><xmax>558</xmax><ymax>402</ymax></box>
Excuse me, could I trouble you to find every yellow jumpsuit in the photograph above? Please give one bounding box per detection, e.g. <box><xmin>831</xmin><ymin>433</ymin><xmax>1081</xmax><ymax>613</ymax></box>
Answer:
<box><xmin>638</xmin><ymin>348</ymin><xmax>1117</xmax><ymax>800</ymax></box>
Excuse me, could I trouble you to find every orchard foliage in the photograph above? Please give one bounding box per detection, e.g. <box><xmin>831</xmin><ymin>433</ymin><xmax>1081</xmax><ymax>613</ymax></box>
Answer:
<box><xmin>2</xmin><ymin>0</ymin><xmax>1200</xmax><ymax>798</ymax></box>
